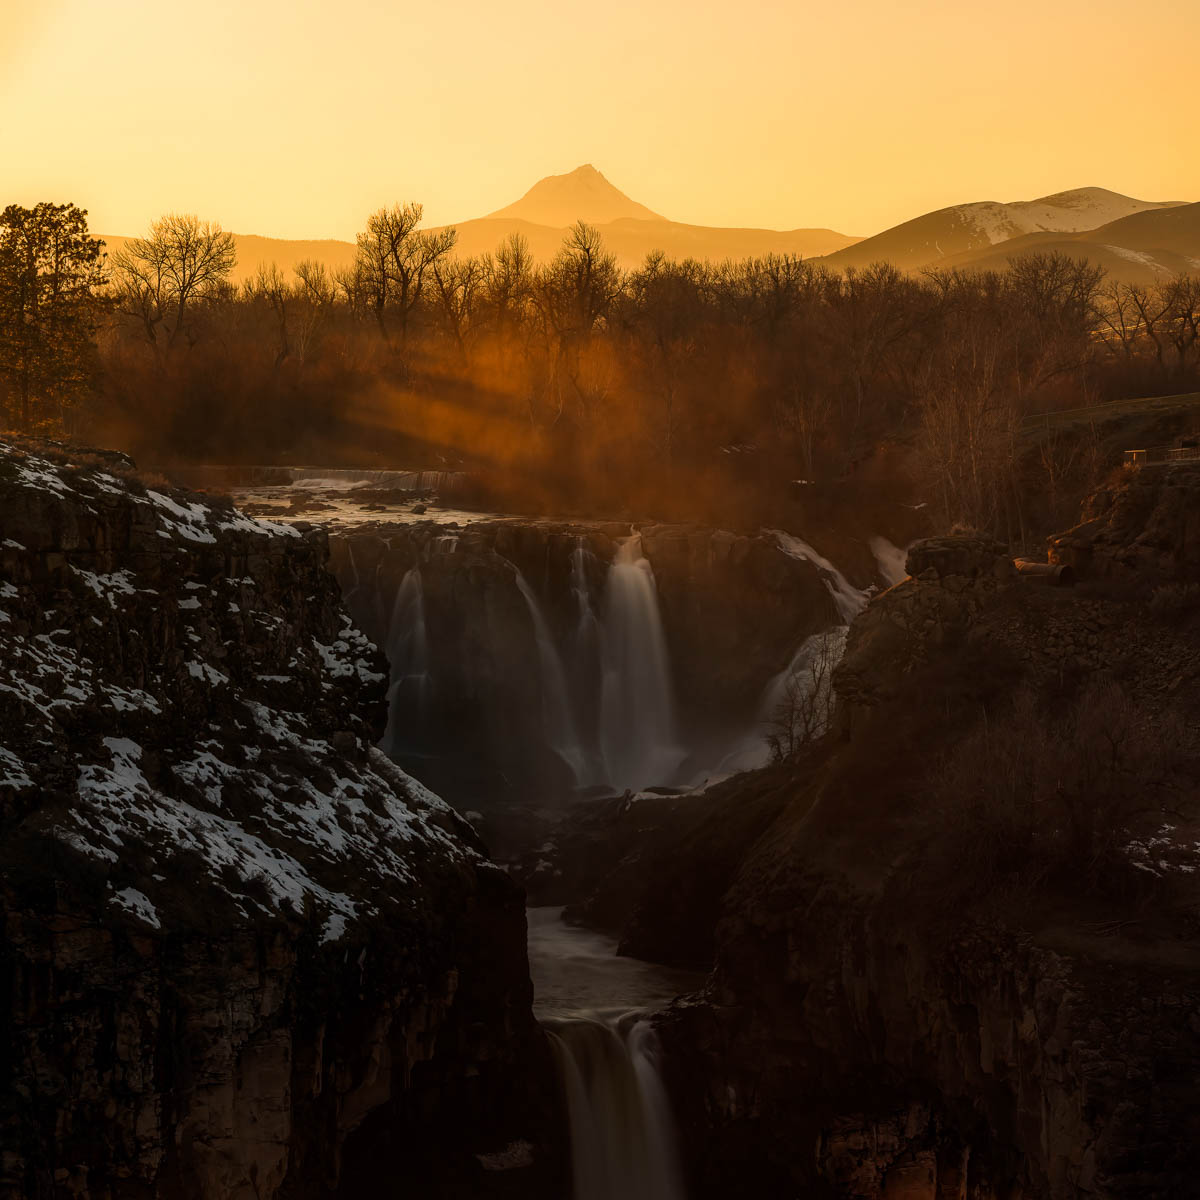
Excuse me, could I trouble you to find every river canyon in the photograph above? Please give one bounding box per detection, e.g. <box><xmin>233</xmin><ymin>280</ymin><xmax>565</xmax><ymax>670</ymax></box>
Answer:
<box><xmin>4</xmin><ymin>451</ymin><xmax>1200</xmax><ymax>1199</ymax></box>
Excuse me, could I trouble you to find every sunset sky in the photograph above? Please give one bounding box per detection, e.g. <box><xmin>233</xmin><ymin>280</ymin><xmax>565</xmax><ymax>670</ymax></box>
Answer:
<box><xmin>2</xmin><ymin>0</ymin><xmax>1195</xmax><ymax>241</ymax></box>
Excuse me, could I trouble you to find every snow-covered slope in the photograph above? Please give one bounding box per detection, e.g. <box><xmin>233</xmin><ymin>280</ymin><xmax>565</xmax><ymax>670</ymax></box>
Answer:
<box><xmin>824</xmin><ymin>187</ymin><xmax>1187</xmax><ymax>272</ymax></box>
<box><xmin>0</xmin><ymin>440</ymin><xmax>538</xmax><ymax>1197</ymax></box>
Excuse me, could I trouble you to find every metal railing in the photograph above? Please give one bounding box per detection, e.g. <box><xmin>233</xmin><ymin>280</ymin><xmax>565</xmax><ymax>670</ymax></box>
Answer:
<box><xmin>1124</xmin><ymin>445</ymin><xmax>1200</xmax><ymax>465</ymax></box>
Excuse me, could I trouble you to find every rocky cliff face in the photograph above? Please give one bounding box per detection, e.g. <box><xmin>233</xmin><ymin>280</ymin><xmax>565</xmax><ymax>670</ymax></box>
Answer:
<box><xmin>0</xmin><ymin>443</ymin><xmax>544</xmax><ymax>1199</ymax></box>
<box><xmin>652</xmin><ymin>508</ymin><xmax>1200</xmax><ymax>1198</ymax></box>
<box><xmin>1049</xmin><ymin>460</ymin><xmax>1200</xmax><ymax>580</ymax></box>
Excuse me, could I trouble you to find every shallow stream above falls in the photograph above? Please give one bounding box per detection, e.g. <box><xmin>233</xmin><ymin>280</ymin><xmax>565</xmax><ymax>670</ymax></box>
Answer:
<box><xmin>528</xmin><ymin>907</ymin><xmax>704</xmax><ymax>1200</ymax></box>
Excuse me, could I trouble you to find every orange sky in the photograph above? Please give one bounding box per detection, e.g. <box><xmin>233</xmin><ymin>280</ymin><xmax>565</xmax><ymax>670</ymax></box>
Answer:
<box><xmin>1</xmin><ymin>0</ymin><xmax>1195</xmax><ymax>240</ymax></box>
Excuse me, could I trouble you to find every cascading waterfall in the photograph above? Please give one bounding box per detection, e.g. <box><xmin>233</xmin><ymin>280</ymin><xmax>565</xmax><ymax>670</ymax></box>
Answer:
<box><xmin>772</xmin><ymin>529</ymin><xmax>867</xmax><ymax>623</ymax></box>
<box><xmin>545</xmin><ymin>1015</ymin><xmax>687</xmax><ymax>1200</ymax></box>
<box><xmin>597</xmin><ymin>536</ymin><xmax>685</xmax><ymax>792</ymax></box>
<box><xmin>380</xmin><ymin>568</ymin><xmax>430</xmax><ymax>758</ymax></box>
<box><xmin>365</xmin><ymin>524</ymin><xmax>874</xmax><ymax>795</ymax></box>
<box><xmin>707</xmin><ymin>626</ymin><xmax>849</xmax><ymax>777</ymax></box>
<box><xmin>514</xmin><ymin>568</ymin><xmax>591</xmax><ymax>781</ymax></box>
<box><xmin>570</xmin><ymin>539</ymin><xmax>605</xmax><ymax>754</ymax></box>
<box><xmin>870</xmin><ymin>534</ymin><xmax>909</xmax><ymax>587</ymax></box>
<box><xmin>529</xmin><ymin>909</ymin><xmax>694</xmax><ymax>1200</ymax></box>
<box><xmin>700</xmin><ymin>536</ymin><xmax>866</xmax><ymax>780</ymax></box>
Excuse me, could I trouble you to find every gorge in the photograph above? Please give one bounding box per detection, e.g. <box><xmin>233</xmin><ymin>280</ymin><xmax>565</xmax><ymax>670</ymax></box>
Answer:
<box><xmin>4</xmin><ymin>448</ymin><xmax>1200</xmax><ymax>1199</ymax></box>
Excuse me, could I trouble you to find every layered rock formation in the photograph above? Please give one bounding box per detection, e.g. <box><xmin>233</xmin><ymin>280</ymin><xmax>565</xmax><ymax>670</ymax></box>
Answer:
<box><xmin>0</xmin><ymin>443</ymin><xmax>544</xmax><ymax>1199</ymax></box>
<box><xmin>645</xmin><ymin>507</ymin><xmax>1200</xmax><ymax>1197</ymax></box>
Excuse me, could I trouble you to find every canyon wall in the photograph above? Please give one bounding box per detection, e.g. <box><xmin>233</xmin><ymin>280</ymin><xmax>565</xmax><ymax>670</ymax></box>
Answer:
<box><xmin>642</xmin><ymin>487</ymin><xmax>1200</xmax><ymax>1198</ymax></box>
<box><xmin>0</xmin><ymin>443</ymin><xmax>547</xmax><ymax>1199</ymax></box>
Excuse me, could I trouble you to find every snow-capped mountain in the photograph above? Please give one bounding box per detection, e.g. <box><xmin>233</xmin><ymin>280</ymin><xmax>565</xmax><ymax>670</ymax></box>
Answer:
<box><xmin>824</xmin><ymin>187</ymin><xmax>1186</xmax><ymax>273</ymax></box>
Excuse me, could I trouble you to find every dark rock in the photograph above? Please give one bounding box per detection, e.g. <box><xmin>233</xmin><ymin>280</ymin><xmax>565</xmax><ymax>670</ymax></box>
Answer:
<box><xmin>0</xmin><ymin>442</ymin><xmax>547</xmax><ymax>1199</ymax></box>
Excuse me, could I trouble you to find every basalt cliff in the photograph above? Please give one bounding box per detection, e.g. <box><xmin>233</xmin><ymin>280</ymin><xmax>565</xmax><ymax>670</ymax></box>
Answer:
<box><xmin>594</xmin><ymin>464</ymin><xmax>1200</xmax><ymax>1198</ymax></box>
<box><xmin>0</xmin><ymin>443</ymin><xmax>545</xmax><ymax>1199</ymax></box>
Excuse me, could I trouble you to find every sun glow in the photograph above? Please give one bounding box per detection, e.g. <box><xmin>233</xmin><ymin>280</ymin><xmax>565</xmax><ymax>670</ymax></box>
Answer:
<box><xmin>1</xmin><ymin>0</ymin><xmax>1195</xmax><ymax>241</ymax></box>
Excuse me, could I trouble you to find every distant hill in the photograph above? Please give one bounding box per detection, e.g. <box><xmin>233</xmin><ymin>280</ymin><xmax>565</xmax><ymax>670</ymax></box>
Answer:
<box><xmin>98</xmin><ymin>232</ymin><xmax>358</xmax><ymax>286</ymax></box>
<box><xmin>98</xmin><ymin>176</ymin><xmax>1195</xmax><ymax>286</ymax></box>
<box><xmin>99</xmin><ymin>164</ymin><xmax>861</xmax><ymax>280</ymax></box>
<box><xmin>821</xmin><ymin>187</ymin><xmax>1188</xmax><ymax>275</ymax></box>
<box><xmin>431</xmin><ymin>213</ymin><xmax>861</xmax><ymax>267</ymax></box>
<box><xmin>485</xmin><ymin>163</ymin><xmax>663</xmax><ymax>226</ymax></box>
<box><xmin>427</xmin><ymin>163</ymin><xmax>860</xmax><ymax>266</ymax></box>
<box><xmin>930</xmin><ymin>202</ymin><xmax>1200</xmax><ymax>283</ymax></box>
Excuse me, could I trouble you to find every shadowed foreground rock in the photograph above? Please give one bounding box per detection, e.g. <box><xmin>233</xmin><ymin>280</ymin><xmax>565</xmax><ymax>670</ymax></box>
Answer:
<box><xmin>0</xmin><ymin>443</ymin><xmax>547</xmax><ymax>1199</ymax></box>
<box><xmin>649</xmin><ymin>524</ymin><xmax>1200</xmax><ymax>1198</ymax></box>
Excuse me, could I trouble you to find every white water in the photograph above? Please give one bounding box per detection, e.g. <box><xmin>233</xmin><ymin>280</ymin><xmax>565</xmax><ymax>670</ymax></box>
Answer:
<box><xmin>597</xmin><ymin>536</ymin><xmax>686</xmax><ymax>792</ymax></box>
<box><xmin>529</xmin><ymin>908</ymin><xmax>697</xmax><ymax>1200</ymax></box>
<box><xmin>546</xmin><ymin>1018</ymin><xmax>687</xmax><ymax>1200</ymax></box>
<box><xmin>708</xmin><ymin>626</ymin><xmax>848</xmax><ymax>777</ymax></box>
<box><xmin>772</xmin><ymin>530</ymin><xmax>868</xmax><ymax>623</ymax></box>
<box><xmin>367</xmin><ymin>525</ymin><xmax>871</xmax><ymax>794</ymax></box>
<box><xmin>380</xmin><ymin>568</ymin><xmax>430</xmax><ymax>758</ymax></box>
<box><xmin>870</xmin><ymin>535</ymin><xmax>909</xmax><ymax>587</ymax></box>
<box><xmin>514</xmin><ymin>569</ymin><xmax>591</xmax><ymax>781</ymax></box>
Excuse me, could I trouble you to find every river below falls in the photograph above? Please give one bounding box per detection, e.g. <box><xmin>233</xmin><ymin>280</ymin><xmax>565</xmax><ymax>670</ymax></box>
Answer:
<box><xmin>526</xmin><ymin>906</ymin><xmax>704</xmax><ymax>1018</ymax></box>
<box><xmin>526</xmin><ymin>907</ymin><xmax>705</xmax><ymax>1200</ymax></box>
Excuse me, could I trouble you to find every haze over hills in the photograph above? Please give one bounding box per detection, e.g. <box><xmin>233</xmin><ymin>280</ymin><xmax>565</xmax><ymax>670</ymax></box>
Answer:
<box><xmin>484</xmin><ymin>164</ymin><xmax>664</xmax><ymax>225</ymax></box>
<box><xmin>820</xmin><ymin>187</ymin><xmax>1188</xmax><ymax>274</ymax></box>
<box><xmin>100</xmin><ymin>164</ymin><xmax>862</xmax><ymax>281</ymax></box>
<box><xmin>929</xmin><ymin>201</ymin><xmax>1200</xmax><ymax>283</ymax></box>
<box><xmin>430</xmin><ymin>164</ymin><xmax>862</xmax><ymax>265</ymax></box>
<box><xmin>98</xmin><ymin>173</ymin><xmax>1197</xmax><ymax>285</ymax></box>
<box><xmin>97</xmin><ymin>232</ymin><xmax>359</xmax><ymax>287</ymax></box>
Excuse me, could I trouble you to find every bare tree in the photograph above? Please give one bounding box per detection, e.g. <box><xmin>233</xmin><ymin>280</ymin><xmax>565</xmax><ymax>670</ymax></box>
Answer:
<box><xmin>766</xmin><ymin>632</ymin><xmax>842</xmax><ymax>761</ymax></box>
<box><xmin>244</xmin><ymin>263</ymin><xmax>292</xmax><ymax>366</ymax></box>
<box><xmin>293</xmin><ymin>259</ymin><xmax>336</xmax><ymax>363</ymax></box>
<box><xmin>354</xmin><ymin>203</ymin><xmax>456</xmax><ymax>342</ymax></box>
<box><xmin>112</xmin><ymin>214</ymin><xmax>236</xmax><ymax>350</ymax></box>
<box><xmin>431</xmin><ymin>255</ymin><xmax>486</xmax><ymax>358</ymax></box>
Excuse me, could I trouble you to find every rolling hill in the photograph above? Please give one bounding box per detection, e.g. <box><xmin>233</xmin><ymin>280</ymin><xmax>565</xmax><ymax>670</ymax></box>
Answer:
<box><xmin>430</xmin><ymin>164</ymin><xmax>861</xmax><ymax>266</ymax></box>
<box><xmin>100</xmin><ymin>165</ymin><xmax>861</xmax><ymax>281</ymax></box>
<box><xmin>820</xmin><ymin>187</ymin><xmax>1187</xmax><ymax>275</ymax></box>
<box><xmin>97</xmin><ymin>232</ymin><xmax>359</xmax><ymax>286</ymax></box>
<box><xmin>98</xmin><ymin>174</ymin><xmax>1196</xmax><ymax>286</ymax></box>
<box><xmin>930</xmin><ymin>201</ymin><xmax>1200</xmax><ymax>283</ymax></box>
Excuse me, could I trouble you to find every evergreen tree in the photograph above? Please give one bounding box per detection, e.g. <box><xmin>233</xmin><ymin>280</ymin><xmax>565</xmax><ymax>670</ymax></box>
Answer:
<box><xmin>0</xmin><ymin>203</ymin><xmax>108</xmax><ymax>431</ymax></box>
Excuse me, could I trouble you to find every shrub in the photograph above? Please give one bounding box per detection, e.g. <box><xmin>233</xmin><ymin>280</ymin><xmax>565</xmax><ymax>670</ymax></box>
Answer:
<box><xmin>924</xmin><ymin>680</ymin><xmax>1187</xmax><ymax>904</ymax></box>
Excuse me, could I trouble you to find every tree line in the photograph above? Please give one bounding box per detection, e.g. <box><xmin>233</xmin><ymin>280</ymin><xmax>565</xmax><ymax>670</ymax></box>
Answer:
<box><xmin>2</xmin><ymin>200</ymin><xmax>1199</xmax><ymax>536</ymax></box>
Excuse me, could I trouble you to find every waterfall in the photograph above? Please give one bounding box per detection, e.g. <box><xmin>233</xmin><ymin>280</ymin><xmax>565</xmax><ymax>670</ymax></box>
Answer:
<box><xmin>771</xmin><ymin>530</ymin><xmax>867</xmax><ymax>622</ymax></box>
<box><xmin>698</xmin><ymin>533</ymin><xmax>863</xmax><ymax>782</ymax></box>
<box><xmin>513</xmin><ymin>568</ymin><xmax>590</xmax><ymax>781</ymax></box>
<box><xmin>380</xmin><ymin>568</ymin><xmax>430</xmax><ymax>758</ymax></box>
<box><xmin>546</xmin><ymin>1015</ymin><xmax>687</xmax><ymax>1200</ymax></box>
<box><xmin>571</xmin><ymin>539</ymin><xmax>601</xmax><ymax>652</ymax></box>
<box><xmin>570</xmin><ymin>539</ymin><xmax>604</xmax><ymax>756</ymax></box>
<box><xmin>870</xmin><ymin>535</ymin><xmax>909</xmax><ymax>587</ymax></box>
<box><xmin>704</xmin><ymin>627</ymin><xmax>848</xmax><ymax>778</ymax></box>
<box><xmin>597</xmin><ymin>536</ymin><xmax>684</xmax><ymax>793</ymax></box>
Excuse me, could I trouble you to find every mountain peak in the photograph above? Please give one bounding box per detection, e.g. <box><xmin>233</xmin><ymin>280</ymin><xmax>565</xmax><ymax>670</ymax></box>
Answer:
<box><xmin>486</xmin><ymin>164</ymin><xmax>664</xmax><ymax>228</ymax></box>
